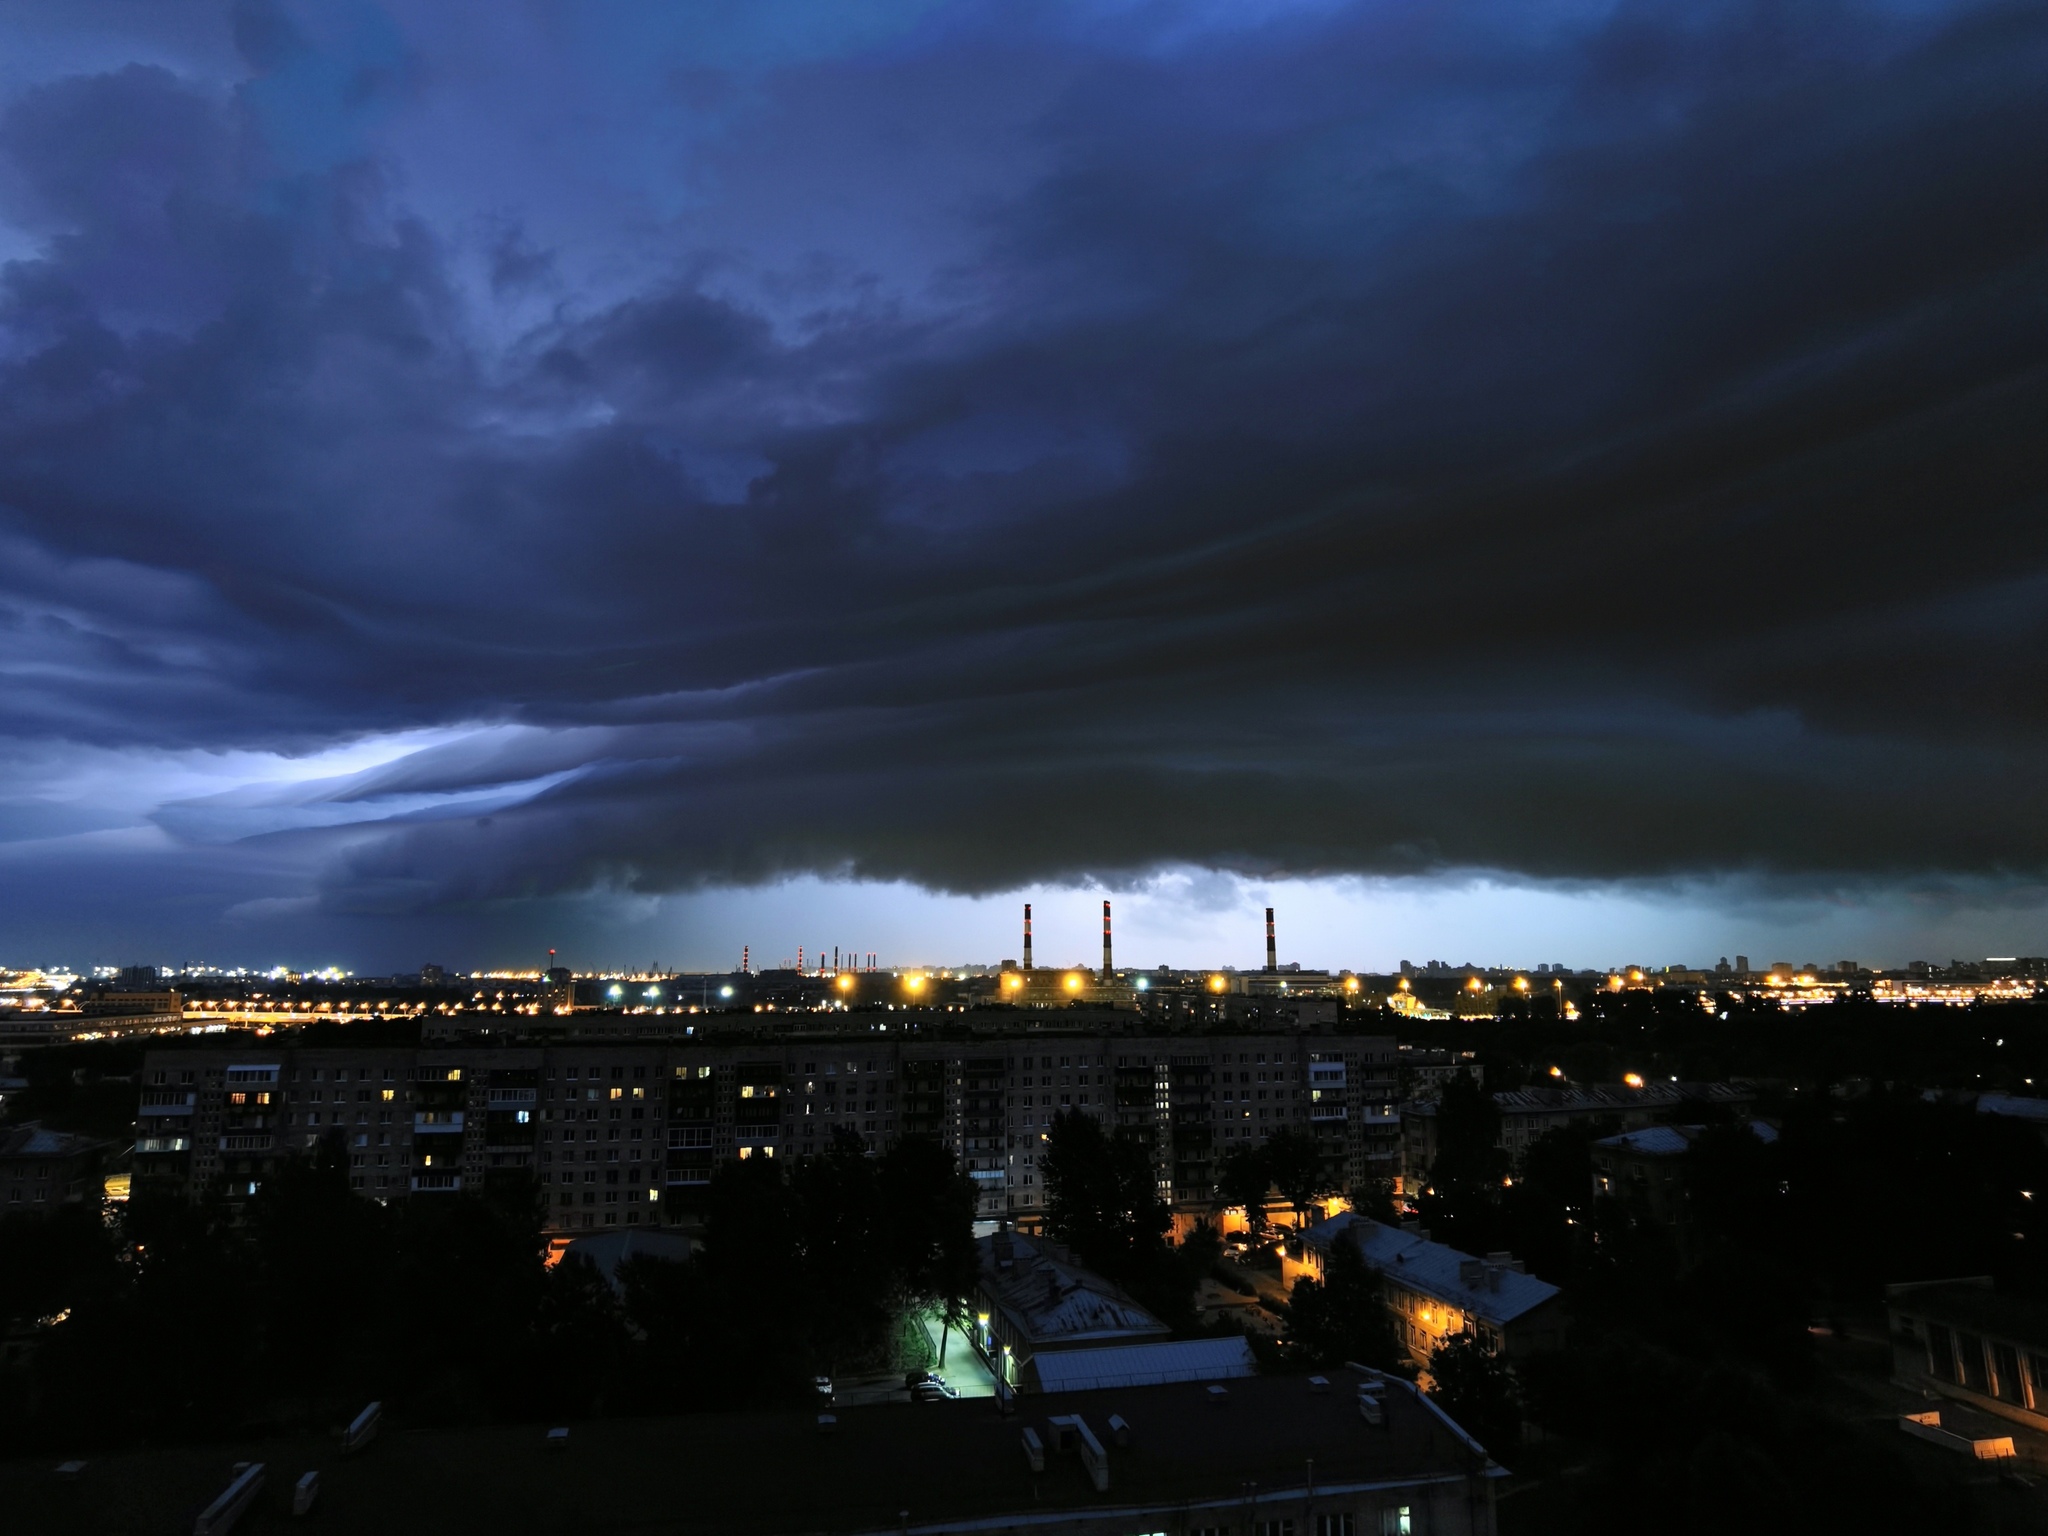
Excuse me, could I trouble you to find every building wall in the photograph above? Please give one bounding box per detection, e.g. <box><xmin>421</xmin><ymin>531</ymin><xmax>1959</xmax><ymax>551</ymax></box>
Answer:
<box><xmin>1891</xmin><ymin>1295</ymin><xmax>2048</xmax><ymax>1435</ymax></box>
<box><xmin>136</xmin><ymin>1026</ymin><xmax>1397</xmax><ymax>1233</ymax></box>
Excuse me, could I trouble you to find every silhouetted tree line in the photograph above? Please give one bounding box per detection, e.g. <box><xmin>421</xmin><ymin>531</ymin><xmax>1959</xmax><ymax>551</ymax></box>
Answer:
<box><xmin>0</xmin><ymin>1126</ymin><xmax>974</xmax><ymax>1452</ymax></box>
<box><xmin>1406</xmin><ymin>1070</ymin><xmax>2048</xmax><ymax>1533</ymax></box>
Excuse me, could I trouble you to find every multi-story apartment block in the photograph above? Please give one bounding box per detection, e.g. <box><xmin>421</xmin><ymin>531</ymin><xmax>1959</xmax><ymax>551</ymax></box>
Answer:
<box><xmin>135</xmin><ymin>1020</ymin><xmax>1400</xmax><ymax>1233</ymax></box>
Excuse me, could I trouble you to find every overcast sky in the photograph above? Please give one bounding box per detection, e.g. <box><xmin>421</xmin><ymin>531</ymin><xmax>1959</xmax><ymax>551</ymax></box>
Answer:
<box><xmin>1</xmin><ymin>0</ymin><xmax>2044</xmax><ymax>974</ymax></box>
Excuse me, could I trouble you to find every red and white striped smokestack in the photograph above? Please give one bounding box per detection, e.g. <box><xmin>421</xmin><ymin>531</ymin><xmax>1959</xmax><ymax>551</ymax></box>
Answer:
<box><xmin>798</xmin><ymin>946</ymin><xmax>804</xmax><ymax>976</ymax></box>
<box><xmin>1102</xmin><ymin>899</ymin><xmax>1113</xmax><ymax>980</ymax></box>
<box><xmin>1266</xmin><ymin>907</ymin><xmax>1277</xmax><ymax>973</ymax></box>
<box><xmin>1023</xmin><ymin>903</ymin><xmax>1034</xmax><ymax>971</ymax></box>
<box><xmin>742</xmin><ymin>945</ymin><xmax>749</xmax><ymax>975</ymax></box>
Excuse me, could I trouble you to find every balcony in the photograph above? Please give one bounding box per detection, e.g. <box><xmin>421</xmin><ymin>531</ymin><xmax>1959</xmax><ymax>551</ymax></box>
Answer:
<box><xmin>218</xmin><ymin>1133</ymin><xmax>275</xmax><ymax>1152</ymax></box>
<box><xmin>136</xmin><ymin>1135</ymin><xmax>191</xmax><ymax>1154</ymax></box>
<box><xmin>413</xmin><ymin>1112</ymin><xmax>466</xmax><ymax>1134</ymax></box>
<box><xmin>410</xmin><ymin>1172</ymin><xmax>464</xmax><ymax>1192</ymax></box>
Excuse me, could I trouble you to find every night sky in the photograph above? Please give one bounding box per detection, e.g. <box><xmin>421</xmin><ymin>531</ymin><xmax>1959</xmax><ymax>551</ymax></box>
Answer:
<box><xmin>1</xmin><ymin>1</ymin><xmax>2044</xmax><ymax>973</ymax></box>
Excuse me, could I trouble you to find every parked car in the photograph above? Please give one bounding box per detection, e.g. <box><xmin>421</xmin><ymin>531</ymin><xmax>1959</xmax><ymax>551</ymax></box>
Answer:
<box><xmin>911</xmin><ymin>1379</ymin><xmax>958</xmax><ymax>1402</ymax></box>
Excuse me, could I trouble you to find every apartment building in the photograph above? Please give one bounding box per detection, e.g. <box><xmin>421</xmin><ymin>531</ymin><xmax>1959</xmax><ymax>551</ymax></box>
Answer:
<box><xmin>1295</xmin><ymin>1213</ymin><xmax>1565</xmax><ymax>1367</ymax></box>
<box><xmin>134</xmin><ymin>1023</ymin><xmax>1399</xmax><ymax>1232</ymax></box>
<box><xmin>0</xmin><ymin>1121</ymin><xmax>110</xmax><ymax>1212</ymax></box>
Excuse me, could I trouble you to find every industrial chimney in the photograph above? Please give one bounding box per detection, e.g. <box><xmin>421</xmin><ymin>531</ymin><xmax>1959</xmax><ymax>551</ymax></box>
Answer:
<box><xmin>1102</xmin><ymin>900</ymin><xmax>1113</xmax><ymax>980</ymax></box>
<box><xmin>1265</xmin><ymin>908</ymin><xmax>1277</xmax><ymax>974</ymax></box>
<box><xmin>1023</xmin><ymin>904</ymin><xmax>1034</xmax><ymax>971</ymax></box>
<box><xmin>741</xmin><ymin>945</ymin><xmax>749</xmax><ymax>975</ymax></box>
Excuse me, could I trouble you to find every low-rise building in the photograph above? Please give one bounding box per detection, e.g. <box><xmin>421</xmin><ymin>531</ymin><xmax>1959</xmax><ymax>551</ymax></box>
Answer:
<box><xmin>1889</xmin><ymin>1278</ymin><xmax>2048</xmax><ymax>1434</ymax></box>
<box><xmin>972</xmin><ymin>1230</ymin><xmax>1171</xmax><ymax>1391</ymax></box>
<box><xmin>1403</xmin><ymin>1080</ymin><xmax>1759</xmax><ymax>1189</ymax></box>
<box><xmin>1295</xmin><ymin>1213</ymin><xmax>1565</xmax><ymax>1367</ymax></box>
<box><xmin>0</xmin><ymin>1122</ymin><xmax>110</xmax><ymax>1212</ymax></box>
<box><xmin>1590</xmin><ymin>1120</ymin><xmax>1778</xmax><ymax>1224</ymax></box>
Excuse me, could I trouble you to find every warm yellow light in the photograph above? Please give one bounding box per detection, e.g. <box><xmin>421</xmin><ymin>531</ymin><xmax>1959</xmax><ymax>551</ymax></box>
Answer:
<box><xmin>1344</xmin><ymin>977</ymin><xmax>1359</xmax><ymax>992</ymax></box>
<box><xmin>1629</xmin><ymin>969</ymin><xmax>1643</xmax><ymax>982</ymax></box>
<box><xmin>905</xmin><ymin>974</ymin><xmax>926</xmax><ymax>992</ymax></box>
<box><xmin>836</xmin><ymin>974</ymin><xmax>854</xmax><ymax>991</ymax></box>
<box><xmin>1513</xmin><ymin>976</ymin><xmax>1528</xmax><ymax>992</ymax></box>
<box><xmin>1623</xmin><ymin>1072</ymin><xmax>1645</xmax><ymax>1089</ymax></box>
<box><xmin>1004</xmin><ymin>973</ymin><xmax>1021</xmax><ymax>989</ymax></box>
<box><xmin>1397</xmin><ymin>977</ymin><xmax>1411</xmax><ymax>992</ymax></box>
<box><xmin>1466</xmin><ymin>977</ymin><xmax>1482</xmax><ymax>992</ymax></box>
<box><xmin>1548</xmin><ymin>1065</ymin><xmax>1563</xmax><ymax>1078</ymax></box>
<box><xmin>1064</xmin><ymin>973</ymin><xmax>1083</xmax><ymax>992</ymax></box>
<box><xmin>1208</xmin><ymin>975</ymin><xmax>1227</xmax><ymax>993</ymax></box>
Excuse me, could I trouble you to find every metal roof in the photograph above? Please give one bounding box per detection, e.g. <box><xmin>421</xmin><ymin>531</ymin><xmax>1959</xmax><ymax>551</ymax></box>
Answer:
<box><xmin>1024</xmin><ymin>1337</ymin><xmax>1258</xmax><ymax>1394</ymax></box>
<box><xmin>1592</xmin><ymin>1120</ymin><xmax>1779</xmax><ymax>1156</ymax></box>
<box><xmin>1303</xmin><ymin>1214</ymin><xmax>1561</xmax><ymax>1326</ymax></box>
<box><xmin>978</xmin><ymin>1232</ymin><xmax>1171</xmax><ymax>1346</ymax></box>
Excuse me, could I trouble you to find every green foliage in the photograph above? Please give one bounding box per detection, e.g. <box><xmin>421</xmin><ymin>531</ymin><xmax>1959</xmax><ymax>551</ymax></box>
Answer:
<box><xmin>1215</xmin><ymin>1143</ymin><xmax>1271</xmax><ymax>1231</ymax></box>
<box><xmin>0</xmin><ymin>1125</ymin><xmax>978</xmax><ymax>1448</ymax></box>
<box><xmin>1261</xmin><ymin>1125</ymin><xmax>1336</xmax><ymax>1221</ymax></box>
<box><xmin>1042</xmin><ymin>1110</ymin><xmax>1170</xmax><ymax>1267</ymax></box>
<box><xmin>1425</xmin><ymin>1334</ymin><xmax>1520</xmax><ymax>1453</ymax></box>
<box><xmin>1041</xmin><ymin>1111</ymin><xmax>1200</xmax><ymax>1325</ymax></box>
<box><xmin>1286</xmin><ymin>1236</ymin><xmax>1404</xmax><ymax>1372</ymax></box>
<box><xmin>1515</xmin><ymin>1335</ymin><xmax>1951</xmax><ymax>1536</ymax></box>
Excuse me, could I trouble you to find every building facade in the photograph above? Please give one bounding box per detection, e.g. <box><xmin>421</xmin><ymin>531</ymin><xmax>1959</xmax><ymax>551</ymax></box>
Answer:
<box><xmin>1294</xmin><ymin>1213</ymin><xmax>1565</xmax><ymax>1368</ymax></box>
<box><xmin>0</xmin><ymin>1122</ymin><xmax>110</xmax><ymax>1212</ymax></box>
<box><xmin>134</xmin><ymin>1022</ymin><xmax>1400</xmax><ymax>1232</ymax></box>
<box><xmin>1889</xmin><ymin>1278</ymin><xmax>2048</xmax><ymax>1434</ymax></box>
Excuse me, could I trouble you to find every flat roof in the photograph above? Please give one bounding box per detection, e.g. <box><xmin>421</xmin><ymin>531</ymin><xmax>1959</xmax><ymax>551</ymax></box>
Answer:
<box><xmin>1891</xmin><ymin>1280</ymin><xmax>2048</xmax><ymax>1349</ymax></box>
<box><xmin>0</xmin><ymin>1370</ymin><xmax>1488</xmax><ymax>1536</ymax></box>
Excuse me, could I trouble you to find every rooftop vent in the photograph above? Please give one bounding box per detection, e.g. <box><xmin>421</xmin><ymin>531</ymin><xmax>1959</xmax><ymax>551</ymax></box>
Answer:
<box><xmin>1021</xmin><ymin>1427</ymin><xmax>1044</xmax><ymax>1473</ymax></box>
<box><xmin>1207</xmin><ymin>1385</ymin><xmax>1230</xmax><ymax>1405</ymax></box>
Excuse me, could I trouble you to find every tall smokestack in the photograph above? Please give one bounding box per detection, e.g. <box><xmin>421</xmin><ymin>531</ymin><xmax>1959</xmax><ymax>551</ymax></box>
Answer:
<box><xmin>1265</xmin><ymin>908</ymin><xmax>1277</xmax><ymax>974</ymax></box>
<box><xmin>798</xmin><ymin>946</ymin><xmax>804</xmax><ymax>976</ymax></box>
<box><xmin>741</xmin><ymin>945</ymin><xmax>749</xmax><ymax>974</ymax></box>
<box><xmin>833</xmin><ymin>946</ymin><xmax>839</xmax><ymax>972</ymax></box>
<box><xmin>1102</xmin><ymin>900</ymin><xmax>1113</xmax><ymax>980</ymax></box>
<box><xmin>1023</xmin><ymin>904</ymin><xmax>1034</xmax><ymax>970</ymax></box>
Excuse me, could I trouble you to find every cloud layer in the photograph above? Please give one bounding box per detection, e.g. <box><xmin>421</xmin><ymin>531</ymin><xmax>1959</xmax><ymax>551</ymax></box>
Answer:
<box><xmin>0</xmin><ymin>0</ymin><xmax>2045</xmax><ymax>960</ymax></box>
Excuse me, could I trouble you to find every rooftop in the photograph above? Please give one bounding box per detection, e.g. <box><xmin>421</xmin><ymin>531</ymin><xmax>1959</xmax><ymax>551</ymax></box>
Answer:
<box><xmin>979</xmin><ymin>1231</ymin><xmax>1171</xmax><ymax>1347</ymax></box>
<box><xmin>1491</xmin><ymin>1081</ymin><xmax>1754</xmax><ymax>1114</ymax></box>
<box><xmin>1303</xmin><ymin>1214</ymin><xmax>1562</xmax><ymax>1326</ymax></box>
<box><xmin>0</xmin><ymin>1369</ymin><xmax>1494</xmax><ymax>1536</ymax></box>
<box><xmin>1889</xmin><ymin>1279</ymin><xmax>2048</xmax><ymax>1349</ymax></box>
<box><xmin>1593</xmin><ymin>1120</ymin><xmax>1779</xmax><ymax>1157</ymax></box>
<box><xmin>0</xmin><ymin>1121</ymin><xmax>106</xmax><ymax>1160</ymax></box>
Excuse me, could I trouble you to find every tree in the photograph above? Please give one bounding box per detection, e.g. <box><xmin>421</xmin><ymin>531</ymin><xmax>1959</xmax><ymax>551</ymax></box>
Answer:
<box><xmin>1432</xmin><ymin>1070</ymin><xmax>1505</xmax><ymax>1188</ymax></box>
<box><xmin>877</xmin><ymin>1135</ymin><xmax>977</xmax><ymax>1364</ymax></box>
<box><xmin>1041</xmin><ymin>1111</ymin><xmax>1169</xmax><ymax>1273</ymax></box>
<box><xmin>1262</xmin><ymin>1126</ymin><xmax>1335</xmax><ymax>1227</ymax></box>
<box><xmin>1427</xmin><ymin>1334</ymin><xmax>1521</xmax><ymax>1455</ymax></box>
<box><xmin>1216</xmin><ymin>1143</ymin><xmax>1271</xmax><ymax>1234</ymax></box>
<box><xmin>1286</xmin><ymin>1235</ymin><xmax>1403</xmax><ymax>1372</ymax></box>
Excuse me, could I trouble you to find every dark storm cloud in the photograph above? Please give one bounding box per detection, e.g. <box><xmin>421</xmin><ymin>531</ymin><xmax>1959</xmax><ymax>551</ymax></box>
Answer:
<box><xmin>0</xmin><ymin>0</ymin><xmax>2045</xmax><ymax>925</ymax></box>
